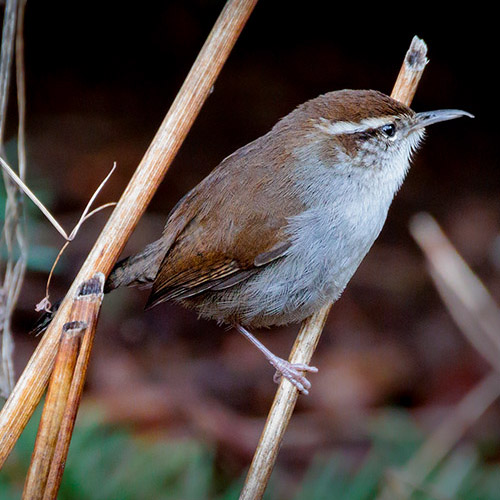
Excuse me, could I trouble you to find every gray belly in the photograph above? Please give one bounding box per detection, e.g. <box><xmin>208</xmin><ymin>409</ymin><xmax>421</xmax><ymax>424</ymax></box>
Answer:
<box><xmin>179</xmin><ymin>233</ymin><xmax>372</xmax><ymax>328</ymax></box>
<box><xmin>179</xmin><ymin>259</ymin><xmax>340</xmax><ymax>328</ymax></box>
<box><xmin>180</xmin><ymin>200</ymin><xmax>388</xmax><ymax>328</ymax></box>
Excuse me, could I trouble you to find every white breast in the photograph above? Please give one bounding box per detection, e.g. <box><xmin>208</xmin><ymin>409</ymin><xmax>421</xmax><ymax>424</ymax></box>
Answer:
<box><xmin>189</xmin><ymin>150</ymin><xmax>412</xmax><ymax>328</ymax></box>
<box><xmin>229</xmin><ymin>155</ymin><xmax>407</xmax><ymax>327</ymax></box>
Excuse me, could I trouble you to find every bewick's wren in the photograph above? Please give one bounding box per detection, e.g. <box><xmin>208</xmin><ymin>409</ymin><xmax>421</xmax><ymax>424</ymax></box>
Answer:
<box><xmin>105</xmin><ymin>90</ymin><xmax>471</xmax><ymax>393</ymax></box>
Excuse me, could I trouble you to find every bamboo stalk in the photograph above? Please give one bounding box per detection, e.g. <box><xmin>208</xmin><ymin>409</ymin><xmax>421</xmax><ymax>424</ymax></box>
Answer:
<box><xmin>239</xmin><ymin>35</ymin><xmax>429</xmax><ymax>500</ymax></box>
<box><xmin>0</xmin><ymin>0</ymin><xmax>258</xmax><ymax>467</ymax></box>
<box><xmin>21</xmin><ymin>329</ymin><xmax>81</xmax><ymax>498</ymax></box>
<box><xmin>42</xmin><ymin>275</ymin><xmax>105</xmax><ymax>500</ymax></box>
<box><xmin>22</xmin><ymin>274</ymin><xmax>104</xmax><ymax>499</ymax></box>
<box><xmin>23</xmin><ymin>324</ymin><xmax>84</xmax><ymax>496</ymax></box>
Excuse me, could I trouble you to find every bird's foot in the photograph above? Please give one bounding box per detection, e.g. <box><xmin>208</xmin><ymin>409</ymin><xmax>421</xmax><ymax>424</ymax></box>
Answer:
<box><xmin>270</xmin><ymin>357</ymin><xmax>318</xmax><ymax>395</ymax></box>
<box><xmin>234</xmin><ymin>324</ymin><xmax>318</xmax><ymax>395</ymax></box>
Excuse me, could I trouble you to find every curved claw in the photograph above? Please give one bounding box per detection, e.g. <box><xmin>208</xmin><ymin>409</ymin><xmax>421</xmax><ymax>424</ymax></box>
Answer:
<box><xmin>271</xmin><ymin>358</ymin><xmax>318</xmax><ymax>395</ymax></box>
<box><xmin>233</xmin><ymin>324</ymin><xmax>318</xmax><ymax>395</ymax></box>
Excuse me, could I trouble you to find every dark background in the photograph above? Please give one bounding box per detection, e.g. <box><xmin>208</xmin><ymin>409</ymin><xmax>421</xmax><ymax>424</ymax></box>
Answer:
<box><xmin>4</xmin><ymin>0</ymin><xmax>500</xmax><ymax>493</ymax></box>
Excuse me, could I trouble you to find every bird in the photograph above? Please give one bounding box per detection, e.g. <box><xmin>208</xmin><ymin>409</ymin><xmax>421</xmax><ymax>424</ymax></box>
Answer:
<box><xmin>41</xmin><ymin>89</ymin><xmax>473</xmax><ymax>394</ymax></box>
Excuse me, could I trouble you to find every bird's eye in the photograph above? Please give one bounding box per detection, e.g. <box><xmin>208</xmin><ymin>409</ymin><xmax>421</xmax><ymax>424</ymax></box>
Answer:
<box><xmin>381</xmin><ymin>123</ymin><xmax>396</xmax><ymax>138</ymax></box>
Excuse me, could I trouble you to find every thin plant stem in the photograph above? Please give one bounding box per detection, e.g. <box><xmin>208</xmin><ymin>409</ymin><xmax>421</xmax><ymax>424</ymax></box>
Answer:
<box><xmin>35</xmin><ymin>202</ymin><xmax>117</xmax><ymax>313</ymax></box>
<box><xmin>16</xmin><ymin>0</ymin><xmax>27</xmax><ymax>181</ymax></box>
<box><xmin>0</xmin><ymin>156</ymin><xmax>117</xmax><ymax>312</ymax></box>
<box><xmin>22</xmin><ymin>274</ymin><xmax>104</xmax><ymax>500</ymax></box>
<box><xmin>0</xmin><ymin>0</ymin><xmax>25</xmax><ymax>399</ymax></box>
<box><xmin>22</xmin><ymin>325</ymin><xmax>84</xmax><ymax>499</ymax></box>
<box><xmin>67</xmin><ymin>164</ymin><xmax>117</xmax><ymax>241</ymax></box>
<box><xmin>239</xmin><ymin>35</ymin><xmax>429</xmax><ymax>500</ymax></box>
<box><xmin>0</xmin><ymin>0</ymin><xmax>17</xmax><ymax>146</ymax></box>
<box><xmin>240</xmin><ymin>308</ymin><xmax>331</xmax><ymax>500</ymax></box>
<box><xmin>0</xmin><ymin>157</ymin><xmax>116</xmax><ymax>242</ymax></box>
<box><xmin>410</xmin><ymin>212</ymin><xmax>500</xmax><ymax>370</ymax></box>
<box><xmin>42</xmin><ymin>276</ymin><xmax>105</xmax><ymax>499</ymax></box>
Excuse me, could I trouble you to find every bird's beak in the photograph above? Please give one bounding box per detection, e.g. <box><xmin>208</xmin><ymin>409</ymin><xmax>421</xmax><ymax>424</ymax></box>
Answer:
<box><xmin>409</xmin><ymin>109</ymin><xmax>474</xmax><ymax>132</ymax></box>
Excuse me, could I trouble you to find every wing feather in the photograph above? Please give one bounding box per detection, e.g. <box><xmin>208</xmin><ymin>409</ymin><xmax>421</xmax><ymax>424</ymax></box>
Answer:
<box><xmin>145</xmin><ymin>133</ymin><xmax>306</xmax><ymax>308</ymax></box>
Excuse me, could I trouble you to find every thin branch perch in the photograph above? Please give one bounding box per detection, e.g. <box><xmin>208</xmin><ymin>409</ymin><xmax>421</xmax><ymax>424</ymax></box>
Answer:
<box><xmin>239</xmin><ymin>35</ymin><xmax>429</xmax><ymax>500</ymax></box>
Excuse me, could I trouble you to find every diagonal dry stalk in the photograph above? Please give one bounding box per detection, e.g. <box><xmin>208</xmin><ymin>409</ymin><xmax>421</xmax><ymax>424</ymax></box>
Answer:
<box><xmin>239</xmin><ymin>35</ymin><xmax>429</xmax><ymax>500</ymax></box>
<box><xmin>375</xmin><ymin>212</ymin><xmax>500</xmax><ymax>499</ymax></box>
<box><xmin>410</xmin><ymin>213</ymin><xmax>500</xmax><ymax>370</ymax></box>
<box><xmin>43</xmin><ymin>276</ymin><xmax>105</xmax><ymax>499</ymax></box>
<box><xmin>23</xmin><ymin>326</ymin><xmax>83</xmax><ymax>499</ymax></box>
<box><xmin>378</xmin><ymin>371</ymin><xmax>500</xmax><ymax>500</ymax></box>
<box><xmin>0</xmin><ymin>0</ymin><xmax>259</xmax><ymax>467</ymax></box>
<box><xmin>23</xmin><ymin>274</ymin><xmax>104</xmax><ymax>500</ymax></box>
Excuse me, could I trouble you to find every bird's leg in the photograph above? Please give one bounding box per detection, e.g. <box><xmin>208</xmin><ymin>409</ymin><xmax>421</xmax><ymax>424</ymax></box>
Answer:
<box><xmin>234</xmin><ymin>324</ymin><xmax>318</xmax><ymax>395</ymax></box>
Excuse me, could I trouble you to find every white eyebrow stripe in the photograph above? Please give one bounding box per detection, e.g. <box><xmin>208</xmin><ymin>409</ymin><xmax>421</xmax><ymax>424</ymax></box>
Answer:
<box><xmin>315</xmin><ymin>116</ymin><xmax>395</xmax><ymax>136</ymax></box>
